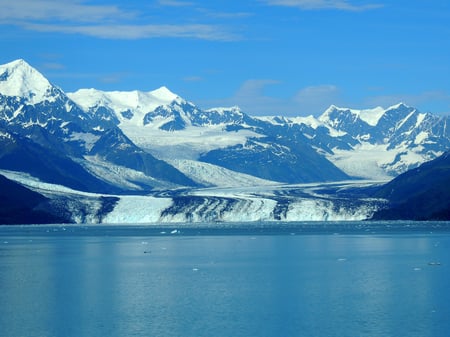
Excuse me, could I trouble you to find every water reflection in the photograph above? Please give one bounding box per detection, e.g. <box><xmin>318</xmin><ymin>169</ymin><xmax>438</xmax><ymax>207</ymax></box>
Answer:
<box><xmin>0</xmin><ymin>232</ymin><xmax>449</xmax><ymax>337</ymax></box>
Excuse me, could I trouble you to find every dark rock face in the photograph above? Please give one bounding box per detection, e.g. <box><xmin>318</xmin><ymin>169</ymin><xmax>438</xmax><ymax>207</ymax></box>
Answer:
<box><xmin>371</xmin><ymin>151</ymin><xmax>450</xmax><ymax>220</ymax></box>
<box><xmin>0</xmin><ymin>174</ymin><xmax>70</xmax><ymax>224</ymax></box>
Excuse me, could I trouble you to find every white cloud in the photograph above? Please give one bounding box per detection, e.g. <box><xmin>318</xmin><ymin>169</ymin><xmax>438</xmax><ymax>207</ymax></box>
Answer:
<box><xmin>229</xmin><ymin>79</ymin><xmax>285</xmax><ymax>115</ymax></box>
<box><xmin>98</xmin><ymin>72</ymin><xmax>130</xmax><ymax>84</ymax></box>
<box><xmin>183</xmin><ymin>76</ymin><xmax>203</xmax><ymax>82</ymax></box>
<box><xmin>0</xmin><ymin>0</ymin><xmax>238</xmax><ymax>41</ymax></box>
<box><xmin>364</xmin><ymin>90</ymin><xmax>450</xmax><ymax>114</ymax></box>
<box><xmin>200</xmin><ymin>81</ymin><xmax>341</xmax><ymax>116</ymax></box>
<box><xmin>293</xmin><ymin>85</ymin><xmax>341</xmax><ymax>114</ymax></box>
<box><xmin>0</xmin><ymin>0</ymin><xmax>133</xmax><ymax>23</ymax></box>
<box><xmin>205</xmin><ymin>84</ymin><xmax>450</xmax><ymax>117</ymax></box>
<box><xmin>263</xmin><ymin>0</ymin><xmax>383</xmax><ymax>11</ymax></box>
<box><xmin>41</xmin><ymin>62</ymin><xmax>65</xmax><ymax>70</ymax></box>
<box><xmin>157</xmin><ymin>0</ymin><xmax>195</xmax><ymax>6</ymax></box>
<box><xmin>234</xmin><ymin>79</ymin><xmax>280</xmax><ymax>99</ymax></box>
<box><xmin>23</xmin><ymin>22</ymin><xmax>237</xmax><ymax>41</ymax></box>
<box><xmin>199</xmin><ymin>79</ymin><xmax>282</xmax><ymax>115</ymax></box>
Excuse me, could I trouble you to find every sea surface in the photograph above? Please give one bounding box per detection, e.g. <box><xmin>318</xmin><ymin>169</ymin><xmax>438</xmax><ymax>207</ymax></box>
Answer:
<box><xmin>1</xmin><ymin>221</ymin><xmax>449</xmax><ymax>337</ymax></box>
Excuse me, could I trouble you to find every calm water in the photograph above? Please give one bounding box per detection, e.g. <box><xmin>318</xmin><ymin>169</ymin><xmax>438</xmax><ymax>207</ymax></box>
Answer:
<box><xmin>1</xmin><ymin>222</ymin><xmax>450</xmax><ymax>337</ymax></box>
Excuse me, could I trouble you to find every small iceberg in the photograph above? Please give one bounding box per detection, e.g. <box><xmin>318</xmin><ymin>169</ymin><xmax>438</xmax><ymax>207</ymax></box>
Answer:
<box><xmin>428</xmin><ymin>262</ymin><xmax>441</xmax><ymax>266</ymax></box>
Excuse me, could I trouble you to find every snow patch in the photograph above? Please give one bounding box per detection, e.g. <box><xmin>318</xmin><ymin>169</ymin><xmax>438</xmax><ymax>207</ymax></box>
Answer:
<box><xmin>415</xmin><ymin>113</ymin><xmax>426</xmax><ymax>128</ymax></box>
<box><xmin>414</xmin><ymin>131</ymin><xmax>429</xmax><ymax>144</ymax></box>
<box><xmin>206</xmin><ymin>106</ymin><xmax>241</xmax><ymax>114</ymax></box>
<box><xmin>69</xmin><ymin>132</ymin><xmax>100</xmax><ymax>151</ymax></box>
<box><xmin>356</xmin><ymin>107</ymin><xmax>385</xmax><ymax>126</ymax></box>
<box><xmin>327</xmin><ymin>144</ymin><xmax>395</xmax><ymax>180</ymax></box>
<box><xmin>0</xmin><ymin>130</ymin><xmax>12</xmax><ymax>139</ymax></box>
<box><xmin>395</xmin><ymin>109</ymin><xmax>416</xmax><ymax>130</ymax></box>
<box><xmin>291</xmin><ymin>115</ymin><xmax>322</xmax><ymax>128</ymax></box>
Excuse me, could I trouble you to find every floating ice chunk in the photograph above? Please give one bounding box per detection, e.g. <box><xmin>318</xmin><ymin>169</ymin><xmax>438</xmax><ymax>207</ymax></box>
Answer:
<box><xmin>428</xmin><ymin>262</ymin><xmax>441</xmax><ymax>266</ymax></box>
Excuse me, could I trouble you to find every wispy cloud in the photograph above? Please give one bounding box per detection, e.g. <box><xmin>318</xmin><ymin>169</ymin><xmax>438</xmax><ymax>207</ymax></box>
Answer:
<box><xmin>198</xmin><ymin>9</ymin><xmax>254</xmax><ymax>19</ymax></box>
<box><xmin>263</xmin><ymin>0</ymin><xmax>383</xmax><ymax>11</ymax></box>
<box><xmin>294</xmin><ymin>85</ymin><xmax>341</xmax><ymax>114</ymax></box>
<box><xmin>364</xmin><ymin>90</ymin><xmax>450</xmax><ymax>114</ymax></box>
<box><xmin>23</xmin><ymin>22</ymin><xmax>237</xmax><ymax>41</ymax></box>
<box><xmin>0</xmin><ymin>0</ymin><xmax>238</xmax><ymax>41</ymax></box>
<box><xmin>157</xmin><ymin>0</ymin><xmax>194</xmax><ymax>6</ymax></box>
<box><xmin>183</xmin><ymin>76</ymin><xmax>203</xmax><ymax>82</ymax></box>
<box><xmin>200</xmin><ymin>79</ymin><xmax>282</xmax><ymax>115</ymax></box>
<box><xmin>208</xmin><ymin>83</ymin><xmax>450</xmax><ymax>116</ymax></box>
<box><xmin>98</xmin><ymin>72</ymin><xmax>130</xmax><ymax>84</ymax></box>
<box><xmin>0</xmin><ymin>0</ymin><xmax>133</xmax><ymax>23</ymax></box>
<box><xmin>41</xmin><ymin>62</ymin><xmax>65</xmax><ymax>70</ymax></box>
<box><xmin>234</xmin><ymin>79</ymin><xmax>280</xmax><ymax>99</ymax></box>
<box><xmin>201</xmin><ymin>80</ymin><xmax>341</xmax><ymax>116</ymax></box>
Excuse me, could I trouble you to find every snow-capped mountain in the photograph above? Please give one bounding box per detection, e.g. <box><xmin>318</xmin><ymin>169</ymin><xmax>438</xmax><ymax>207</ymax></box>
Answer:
<box><xmin>68</xmin><ymin>87</ymin><xmax>350</xmax><ymax>184</ymax></box>
<box><xmin>68</xmin><ymin>86</ymin><xmax>179</xmax><ymax>128</ymax></box>
<box><xmin>0</xmin><ymin>59</ymin><xmax>58</xmax><ymax>105</ymax></box>
<box><xmin>0</xmin><ymin>59</ymin><xmax>198</xmax><ymax>192</ymax></box>
<box><xmin>312</xmin><ymin>103</ymin><xmax>450</xmax><ymax>178</ymax></box>
<box><xmin>68</xmin><ymin>88</ymin><xmax>250</xmax><ymax>130</ymax></box>
<box><xmin>69</xmin><ymin>82</ymin><xmax>450</xmax><ymax>182</ymax></box>
<box><xmin>3</xmin><ymin>59</ymin><xmax>449</xmax><ymax>188</ymax></box>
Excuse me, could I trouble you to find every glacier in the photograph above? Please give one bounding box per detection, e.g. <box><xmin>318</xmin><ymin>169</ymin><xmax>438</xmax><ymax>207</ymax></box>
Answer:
<box><xmin>1</xmin><ymin>168</ymin><xmax>385</xmax><ymax>223</ymax></box>
<box><xmin>92</xmin><ymin>182</ymin><xmax>386</xmax><ymax>223</ymax></box>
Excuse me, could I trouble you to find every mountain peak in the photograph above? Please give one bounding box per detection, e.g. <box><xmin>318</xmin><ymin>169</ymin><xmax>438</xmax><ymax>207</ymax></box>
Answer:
<box><xmin>323</xmin><ymin>104</ymin><xmax>341</xmax><ymax>113</ymax></box>
<box><xmin>386</xmin><ymin>102</ymin><xmax>411</xmax><ymax>110</ymax></box>
<box><xmin>0</xmin><ymin>59</ymin><xmax>54</xmax><ymax>104</ymax></box>
<box><xmin>150</xmin><ymin>86</ymin><xmax>179</xmax><ymax>102</ymax></box>
<box><xmin>319</xmin><ymin>104</ymin><xmax>350</xmax><ymax>121</ymax></box>
<box><xmin>4</xmin><ymin>58</ymin><xmax>28</xmax><ymax>68</ymax></box>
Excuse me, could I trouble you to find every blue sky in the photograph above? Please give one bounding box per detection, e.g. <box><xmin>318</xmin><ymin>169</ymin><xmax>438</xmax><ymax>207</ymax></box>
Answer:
<box><xmin>1</xmin><ymin>0</ymin><xmax>449</xmax><ymax>116</ymax></box>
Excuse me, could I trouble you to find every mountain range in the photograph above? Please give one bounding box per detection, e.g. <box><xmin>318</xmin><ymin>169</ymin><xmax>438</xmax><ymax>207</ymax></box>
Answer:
<box><xmin>1</xmin><ymin>59</ymin><xmax>449</xmax><ymax>223</ymax></box>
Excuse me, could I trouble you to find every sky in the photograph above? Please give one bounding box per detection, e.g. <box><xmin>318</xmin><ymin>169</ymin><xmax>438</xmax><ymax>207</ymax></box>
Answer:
<box><xmin>1</xmin><ymin>0</ymin><xmax>450</xmax><ymax>116</ymax></box>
